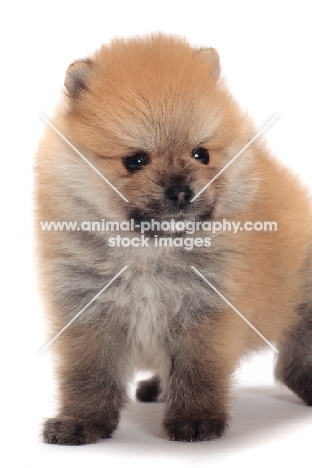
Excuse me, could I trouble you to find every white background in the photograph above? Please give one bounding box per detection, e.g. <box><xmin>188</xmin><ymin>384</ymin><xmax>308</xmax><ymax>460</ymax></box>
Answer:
<box><xmin>1</xmin><ymin>1</ymin><xmax>312</xmax><ymax>467</ymax></box>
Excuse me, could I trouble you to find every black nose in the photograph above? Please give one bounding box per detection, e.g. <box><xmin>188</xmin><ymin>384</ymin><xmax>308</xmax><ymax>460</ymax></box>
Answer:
<box><xmin>165</xmin><ymin>185</ymin><xmax>193</xmax><ymax>209</ymax></box>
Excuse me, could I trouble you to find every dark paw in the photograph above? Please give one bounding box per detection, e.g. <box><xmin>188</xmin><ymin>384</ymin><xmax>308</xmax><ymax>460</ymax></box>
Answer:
<box><xmin>163</xmin><ymin>413</ymin><xmax>228</xmax><ymax>442</ymax></box>
<box><xmin>295</xmin><ymin>373</ymin><xmax>312</xmax><ymax>406</ymax></box>
<box><xmin>295</xmin><ymin>378</ymin><xmax>312</xmax><ymax>406</ymax></box>
<box><xmin>136</xmin><ymin>376</ymin><xmax>160</xmax><ymax>402</ymax></box>
<box><xmin>279</xmin><ymin>369</ymin><xmax>312</xmax><ymax>406</ymax></box>
<box><xmin>43</xmin><ymin>417</ymin><xmax>109</xmax><ymax>445</ymax></box>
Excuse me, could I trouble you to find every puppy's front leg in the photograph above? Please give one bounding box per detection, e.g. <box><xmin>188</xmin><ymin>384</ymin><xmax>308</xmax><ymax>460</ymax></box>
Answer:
<box><xmin>163</xmin><ymin>323</ymin><xmax>235</xmax><ymax>442</ymax></box>
<box><xmin>43</xmin><ymin>325</ymin><xmax>127</xmax><ymax>445</ymax></box>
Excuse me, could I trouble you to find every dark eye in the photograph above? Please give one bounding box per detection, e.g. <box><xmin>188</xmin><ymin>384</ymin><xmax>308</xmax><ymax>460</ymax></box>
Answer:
<box><xmin>124</xmin><ymin>153</ymin><xmax>149</xmax><ymax>171</ymax></box>
<box><xmin>192</xmin><ymin>147</ymin><xmax>209</xmax><ymax>165</ymax></box>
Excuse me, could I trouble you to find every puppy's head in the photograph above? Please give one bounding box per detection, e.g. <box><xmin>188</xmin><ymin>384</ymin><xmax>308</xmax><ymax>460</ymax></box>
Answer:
<box><xmin>62</xmin><ymin>34</ymin><xmax>257</xmax><ymax>225</ymax></box>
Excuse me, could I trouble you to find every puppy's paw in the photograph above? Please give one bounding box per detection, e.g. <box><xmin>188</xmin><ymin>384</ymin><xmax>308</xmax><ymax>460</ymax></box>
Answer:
<box><xmin>163</xmin><ymin>413</ymin><xmax>228</xmax><ymax>442</ymax></box>
<box><xmin>277</xmin><ymin>365</ymin><xmax>312</xmax><ymax>406</ymax></box>
<box><xmin>43</xmin><ymin>417</ymin><xmax>109</xmax><ymax>445</ymax></box>
<box><xmin>136</xmin><ymin>376</ymin><xmax>160</xmax><ymax>402</ymax></box>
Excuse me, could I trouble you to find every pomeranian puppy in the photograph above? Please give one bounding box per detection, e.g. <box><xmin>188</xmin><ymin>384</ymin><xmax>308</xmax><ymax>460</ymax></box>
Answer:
<box><xmin>36</xmin><ymin>34</ymin><xmax>312</xmax><ymax>444</ymax></box>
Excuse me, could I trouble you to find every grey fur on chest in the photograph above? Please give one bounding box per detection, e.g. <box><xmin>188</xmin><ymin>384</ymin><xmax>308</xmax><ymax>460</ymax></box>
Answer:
<box><xmin>57</xmin><ymin>244</ymin><xmax>224</xmax><ymax>325</ymax></box>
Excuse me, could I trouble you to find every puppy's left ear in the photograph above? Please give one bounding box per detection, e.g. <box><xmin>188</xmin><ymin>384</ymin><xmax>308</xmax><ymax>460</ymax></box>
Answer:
<box><xmin>64</xmin><ymin>58</ymin><xmax>93</xmax><ymax>99</ymax></box>
<box><xmin>198</xmin><ymin>47</ymin><xmax>220</xmax><ymax>80</ymax></box>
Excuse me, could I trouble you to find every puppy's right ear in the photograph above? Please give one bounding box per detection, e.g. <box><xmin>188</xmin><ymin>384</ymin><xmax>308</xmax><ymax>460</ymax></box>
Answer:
<box><xmin>64</xmin><ymin>58</ymin><xmax>93</xmax><ymax>99</ymax></box>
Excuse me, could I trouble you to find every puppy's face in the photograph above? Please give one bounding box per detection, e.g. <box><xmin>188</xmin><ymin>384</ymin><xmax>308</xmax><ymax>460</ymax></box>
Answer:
<box><xmin>62</xmin><ymin>35</ymin><xmax>256</xmax><ymax>225</ymax></box>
